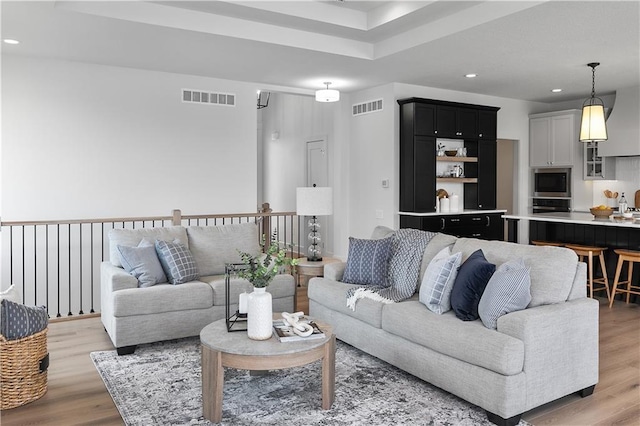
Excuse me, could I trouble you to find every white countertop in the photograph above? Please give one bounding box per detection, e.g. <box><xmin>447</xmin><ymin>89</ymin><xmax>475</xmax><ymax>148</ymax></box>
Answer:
<box><xmin>503</xmin><ymin>212</ymin><xmax>640</xmax><ymax>228</ymax></box>
<box><xmin>399</xmin><ymin>209</ymin><xmax>506</xmax><ymax>217</ymax></box>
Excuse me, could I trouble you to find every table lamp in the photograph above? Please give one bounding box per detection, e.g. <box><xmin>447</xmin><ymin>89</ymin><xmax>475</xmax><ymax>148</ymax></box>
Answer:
<box><xmin>296</xmin><ymin>186</ymin><xmax>333</xmax><ymax>261</ymax></box>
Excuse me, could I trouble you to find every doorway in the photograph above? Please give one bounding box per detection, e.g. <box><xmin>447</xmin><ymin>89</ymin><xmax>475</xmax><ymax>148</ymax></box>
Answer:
<box><xmin>497</xmin><ymin>139</ymin><xmax>518</xmax><ymax>239</ymax></box>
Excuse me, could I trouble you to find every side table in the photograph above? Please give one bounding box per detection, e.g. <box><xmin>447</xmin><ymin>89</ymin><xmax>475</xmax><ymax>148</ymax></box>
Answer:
<box><xmin>296</xmin><ymin>257</ymin><xmax>341</xmax><ymax>287</ymax></box>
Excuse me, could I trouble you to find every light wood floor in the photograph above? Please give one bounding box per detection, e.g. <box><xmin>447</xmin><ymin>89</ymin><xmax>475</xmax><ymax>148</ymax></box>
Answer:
<box><xmin>1</xmin><ymin>290</ymin><xmax>638</xmax><ymax>426</ymax></box>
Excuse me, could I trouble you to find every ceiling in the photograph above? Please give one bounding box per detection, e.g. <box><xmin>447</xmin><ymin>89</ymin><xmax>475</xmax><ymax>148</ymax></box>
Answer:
<box><xmin>2</xmin><ymin>1</ymin><xmax>639</xmax><ymax>103</ymax></box>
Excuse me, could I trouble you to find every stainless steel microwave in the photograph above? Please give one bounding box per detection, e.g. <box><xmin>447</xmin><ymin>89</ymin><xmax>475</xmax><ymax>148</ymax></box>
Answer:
<box><xmin>533</xmin><ymin>168</ymin><xmax>571</xmax><ymax>197</ymax></box>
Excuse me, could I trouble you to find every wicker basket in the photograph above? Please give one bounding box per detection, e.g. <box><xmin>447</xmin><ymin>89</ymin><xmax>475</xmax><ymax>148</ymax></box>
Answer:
<box><xmin>0</xmin><ymin>328</ymin><xmax>48</xmax><ymax>410</ymax></box>
<box><xmin>590</xmin><ymin>207</ymin><xmax>614</xmax><ymax>218</ymax></box>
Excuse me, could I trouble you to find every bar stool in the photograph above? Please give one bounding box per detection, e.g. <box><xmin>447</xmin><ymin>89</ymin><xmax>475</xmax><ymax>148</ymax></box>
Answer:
<box><xmin>531</xmin><ymin>240</ymin><xmax>564</xmax><ymax>247</ymax></box>
<box><xmin>564</xmin><ymin>244</ymin><xmax>610</xmax><ymax>301</ymax></box>
<box><xmin>609</xmin><ymin>249</ymin><xmax>640</xmax><ymax>307</ymax></box>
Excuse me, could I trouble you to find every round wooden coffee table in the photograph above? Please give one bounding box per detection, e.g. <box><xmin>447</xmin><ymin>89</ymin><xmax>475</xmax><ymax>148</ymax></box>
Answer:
<box><xmin>200</xmin><ymin>316</ymin><xmax>335</xmax><ymax>423</ymax></box>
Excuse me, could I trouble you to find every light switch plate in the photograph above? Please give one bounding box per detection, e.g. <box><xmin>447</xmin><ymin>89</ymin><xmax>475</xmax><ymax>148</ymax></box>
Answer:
<box><xmin>381</xmin><ymin>179</ymin><xmax>389</xmax><ymax>188</ymax></box>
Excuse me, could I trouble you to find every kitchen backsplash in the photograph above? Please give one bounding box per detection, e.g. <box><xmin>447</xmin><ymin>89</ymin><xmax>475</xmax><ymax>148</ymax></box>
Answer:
<box><xmin>592</xmin><ymin>156</ymin><xmax>640</xmax><ymax>208</ymax></box>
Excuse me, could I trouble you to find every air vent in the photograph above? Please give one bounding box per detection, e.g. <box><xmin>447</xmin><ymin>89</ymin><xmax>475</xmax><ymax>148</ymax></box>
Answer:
<box><xmin>352</xmin><ymin>99</ymin><xmax>383</xmax><ymax>116</ymax></box>
<box><xmin>182</xmin><ymin>89</ymin><xmax>236</xmax><ymax>107</ymax></box>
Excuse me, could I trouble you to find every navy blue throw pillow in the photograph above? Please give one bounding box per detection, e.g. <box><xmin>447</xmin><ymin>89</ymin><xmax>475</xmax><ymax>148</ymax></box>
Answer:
<box><xmin>450</xmin><ymin>249</ymin><xmax>496</xmax><ymax>321</ymax></box>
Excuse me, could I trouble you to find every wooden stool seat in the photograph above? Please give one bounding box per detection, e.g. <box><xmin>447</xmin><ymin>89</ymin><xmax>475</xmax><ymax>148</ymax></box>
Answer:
<box><xmin>531</xmin><ymin>240</ymin><xmax>564</xmax><ymax>247</ymax></box>
<box><xmin>609</xmin><ymin>249</ymin><xmax>640</xmax><ymax>307</ymax></box>
<box><xmin>564</xmin><ymin>244</ymin><xmax>610</xmax><ymax>301</ymax></box>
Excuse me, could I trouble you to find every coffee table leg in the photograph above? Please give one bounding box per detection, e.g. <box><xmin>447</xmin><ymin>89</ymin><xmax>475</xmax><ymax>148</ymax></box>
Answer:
<box><xmin>202</xmin><ymin>345</ymin><xmax>224</xmax><ymax>422</ymax></box>
<box><xmin>321</xmin><ymin>335</ymin><xmax>336</xmax><ymax>410</ymax></box>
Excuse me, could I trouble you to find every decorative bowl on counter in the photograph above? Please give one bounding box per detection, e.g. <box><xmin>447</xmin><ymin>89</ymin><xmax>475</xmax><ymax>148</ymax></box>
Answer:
<box><xmin>445</xmin><ymin>150</ymin><xmax>458</xmax><ymax>157</ymax></box>
<box><xmin>590</xmin><ymin>207</ymin><xmax>614</xmax><ymax>218</ymax></box>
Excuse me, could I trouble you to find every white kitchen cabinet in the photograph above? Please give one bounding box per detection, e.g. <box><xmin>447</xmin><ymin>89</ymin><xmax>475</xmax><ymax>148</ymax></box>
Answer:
<box><xmin>529</xmin><ymin>110</ymin><xmax>580</xmax><ymax>168</ymax></box>
<box><xmin>583</xmin><ymin>141</ymin><xmax>616</xmax><ymax>180</ymax></box>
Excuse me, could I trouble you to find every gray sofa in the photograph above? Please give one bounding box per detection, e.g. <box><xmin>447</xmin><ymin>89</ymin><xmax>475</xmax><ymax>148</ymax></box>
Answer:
<box><xmin>308</xmin><ymin>229</ymin><xmax>599</xmax><ymax>426</ymax></box>
<box><xmin>101</xmin><ymin>222</ymin><xmax>295</xmax><ymax>355</ymax></box>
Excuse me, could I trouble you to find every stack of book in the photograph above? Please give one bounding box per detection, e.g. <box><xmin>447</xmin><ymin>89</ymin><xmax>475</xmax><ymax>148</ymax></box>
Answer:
<box><xmin>272</xmin><ymin>318</ymin><xmax>325</xmax><ymax>342</ymax></box>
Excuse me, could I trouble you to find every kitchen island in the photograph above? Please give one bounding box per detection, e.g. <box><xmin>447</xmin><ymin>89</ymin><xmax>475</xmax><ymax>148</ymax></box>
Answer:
<box><xmin>504</xmin><ymin>212</ymin><xmax>640</xmax><ymax>303</ymax></box>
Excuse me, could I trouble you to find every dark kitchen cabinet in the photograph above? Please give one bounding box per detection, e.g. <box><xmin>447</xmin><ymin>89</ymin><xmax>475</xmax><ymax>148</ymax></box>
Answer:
<box><xmin>398</xmin><ymin>97</ymin><xmax>500</xmax><ymax>213</ymax></box>
<box><xmin>400</xmin><ymin>213</ymin><xmax>504</xmax><ymax>241</ymax></box>
<box><xmin>436</xmin><ymin>106</ymin><xmax>478</xmax><ymax>138</ymax></box>
<box><xmin>478</xmin><ymin>110</ymin><xmax>497</xmax><ymax>139</ymax></box>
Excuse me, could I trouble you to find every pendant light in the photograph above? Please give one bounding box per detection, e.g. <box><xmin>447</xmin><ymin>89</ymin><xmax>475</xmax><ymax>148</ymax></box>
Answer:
<box><xmin>315</xmin><ymin>82</ymin><xmax>340</xmax><ymax>103</ymax></box>
<box><xmin>579</xmin><ymin>62</ymin><xmax>608</xmax><ymax>142</ymax></box>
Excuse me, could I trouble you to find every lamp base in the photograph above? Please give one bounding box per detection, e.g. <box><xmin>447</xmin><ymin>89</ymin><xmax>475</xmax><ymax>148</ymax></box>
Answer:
<box><xmin>306</xmin><ymin>256</ymin><xmax>323</xmax><ymax>262</ymax></box>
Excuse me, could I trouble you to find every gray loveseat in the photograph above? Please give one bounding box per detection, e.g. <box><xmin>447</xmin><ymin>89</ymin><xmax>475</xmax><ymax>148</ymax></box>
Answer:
<box><xmin>308</xmin><ymin>228</ymin><xmax>599</xmax><ymax>426</ymax></box>
<box><xmin>101</xmin><ymin>222</ymin><xmax>295</xmax><ymax>355</ymax></box>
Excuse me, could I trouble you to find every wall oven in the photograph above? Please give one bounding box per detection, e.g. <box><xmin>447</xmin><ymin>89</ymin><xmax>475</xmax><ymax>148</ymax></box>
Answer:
<box><xmin>532</xmin><ymin>197</ymin><xmax>571</xmax><ymax>213</ymax></box>
<box><xmin>533</xmin><ymin>168</ymin><xmax>571</xmax><ymax>198</ymax></box>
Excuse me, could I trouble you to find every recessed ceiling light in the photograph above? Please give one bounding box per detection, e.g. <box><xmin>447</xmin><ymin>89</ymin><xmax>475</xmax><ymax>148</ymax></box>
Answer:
<box><xmin>3</xmin><ymin>39</ymin><xmax>20</xmax><ymax>45</ymax></box>
<box><xmin>465</xmin><ymin>73</ymin><xmax>477</xmax><ymax>78</ymax></box>
<box><xmin>551</xmin><ymin>88</ymin><xmax>563</xmax><ymax>93</ymax></box>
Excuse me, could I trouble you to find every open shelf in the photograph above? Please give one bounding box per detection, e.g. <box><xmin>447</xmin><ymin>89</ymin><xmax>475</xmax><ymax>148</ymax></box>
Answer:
<box><xmin>437</xmin><ymin>177</ymin><xmax>478</xmax><ymax>183</ymax></box>
<box><xmin>436</xmin><ymin>156</ymin><xmax>478</xmax><ymax>163</ymax></box>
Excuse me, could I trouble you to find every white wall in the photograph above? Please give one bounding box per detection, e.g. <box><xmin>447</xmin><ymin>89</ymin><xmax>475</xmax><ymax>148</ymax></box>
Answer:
<box><xmin>2</xmin><ymin>56</ymin><xmax>259</xmax><ymax>221</ymax></box>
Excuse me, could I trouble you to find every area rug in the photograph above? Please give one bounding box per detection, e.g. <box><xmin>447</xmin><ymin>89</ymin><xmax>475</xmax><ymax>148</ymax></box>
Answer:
<box><xmin>91</xmin><ymin>338</ymin><xmax>530</xmax><ymax>425</ymax></box>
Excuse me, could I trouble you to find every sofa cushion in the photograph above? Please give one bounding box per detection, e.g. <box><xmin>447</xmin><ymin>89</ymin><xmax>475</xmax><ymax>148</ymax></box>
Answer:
<box><xmin>342</xmin><ymin>236</ymin><xmax>393</xmax><ymax>287</ymax></box>
<box><xmin>419</xmin><ymin>247</ymin><xmax>462</xmax><ymax>314</ymax></box>
<box><xmin>109</xmin><ymin>226</ymin><xmax>188</xmax><ymax>267</ymax></box>
<box><xmin>370</xmin><ymin>225</ymin><xmax>395</xmax><ymax>240</ymax></box>
<box><xmin>308</xmin><ymin>277</ymin><xmax>385</xmax><ymax>328</ymax></box>
<box><xmin>382</xmin><ymin>300</ymin><xmax>524</xmax><ymax>376</ymax></box>
<box><xmin>1</xmin><ymin>299</ymin><xmax>48</xmax><ymax>340</ymax></box>
<box><xmin>201</xmin><ymin>273</ymin><xmax>295</xmax><ymax>306</ymax></box>
<box><xmin>451</xmin><ymin>249</ymin><xmax>496</xmax><ymax>321</ymax></box>
<box><xmin>155</xmin><ymin>240</ymin><xmax>200</xmax><ymax>284</ymax></box>
<box><xmin>451</xmin><ymin>238</ymin><xmax>578</xmax><ymax>307</ymax></box>
<box><xmin>186</xmin><ymin>223</ymin><xmax>262</xmax><ymax>276</ymax></box>
<box><xmin>112</xmin><ymin>281</ymin><xmax>213</xmax><ymax>316</ymax></box>
<box><xmin>117</xmin><ymin>243</ymin><xmax>167</xmax><ymax>288</ymax></box>
<box><xmin>478</xmin><ymin>259</ymin><xmax>532</xmax><ymax>330</ymax></box>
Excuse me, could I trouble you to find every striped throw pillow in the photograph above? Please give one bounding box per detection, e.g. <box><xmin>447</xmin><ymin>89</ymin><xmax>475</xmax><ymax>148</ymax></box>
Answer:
<box><xmin>419</xmin><ymin>246</ymin><xmax>462</xmax><ymax>314</ymax></box>
<box><xmin>478</xmin><ymin>258</ymin><xmax>532</xmax><ymax>329</ymax></box>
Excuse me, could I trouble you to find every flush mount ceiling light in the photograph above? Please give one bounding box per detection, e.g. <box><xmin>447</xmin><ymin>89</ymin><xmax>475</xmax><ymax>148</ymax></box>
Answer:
<box><xmin>3</xmin><ymin>39</ymin><xmax>20</xmax><ymax>45</ymax></box>
<box><xmin>579</xmin><ymin>62</ymin><xmax>608</xmax><ymax>142</ymax></box>
<box><xmin>464</xmin><ymin>73</ymin><xmax>477</xmax><ymax>78</ymax></box>
<box><xmin>551</xmin><ymin>88</ymin><xmax>563</xmax><ymax>93</ymax></box>
<box><xmin>315</xmin><ymin>82</ymin><xmax>340</xmax><ymax>103</ymax></box>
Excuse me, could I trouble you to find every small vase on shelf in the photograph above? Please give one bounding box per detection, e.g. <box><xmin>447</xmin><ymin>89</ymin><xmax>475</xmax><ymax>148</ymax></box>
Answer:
<box><xmin>247</xmin><ymin>287</ymin><xmax>273</xmax><ymax>340</ymax></box>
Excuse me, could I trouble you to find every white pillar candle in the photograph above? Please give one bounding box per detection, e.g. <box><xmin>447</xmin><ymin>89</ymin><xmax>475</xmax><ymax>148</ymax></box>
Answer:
<box><xmin>239</xmin><ymin>292</ymin><xmax>248</xmax><ymax>314</ymax></box>
<box><xmin>450</xmin><ymin>194</ymin><xmax>459</xmax><ymax>212</ymax></box>
<box><xmin>440</xmin><ymin>197</ymin><xmax>450</xmax><ymax>213</ymax></box>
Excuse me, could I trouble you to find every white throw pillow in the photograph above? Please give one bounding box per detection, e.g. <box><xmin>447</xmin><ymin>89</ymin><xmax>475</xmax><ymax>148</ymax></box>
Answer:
<box><xmin>419</xmin><ymin>246</ymin><xmax>462</xmax><ymax>314</ymax></box>
<box><xmin>0</xmin><ymin>284</ymin><xmax>22</xmax><ymax>303</ymax></box>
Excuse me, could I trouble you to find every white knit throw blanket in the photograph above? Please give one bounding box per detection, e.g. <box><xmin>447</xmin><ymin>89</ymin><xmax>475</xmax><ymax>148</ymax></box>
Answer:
<box><xmin>346</xmin><ymin>229</ymin><xmax>435</xmax><ymax>311</ymax></box>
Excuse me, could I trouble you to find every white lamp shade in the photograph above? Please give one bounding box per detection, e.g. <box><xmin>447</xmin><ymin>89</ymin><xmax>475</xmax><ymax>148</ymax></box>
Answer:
<box><xmin>580</xmin><ymin>104</ymin><xmax>608</xmax><ymax>142</ymax></box>
<box><xmin>296</xmin><ymin>187</ymin><xmax>333</xmax><ymax>216</ymax></box>
<box><xmin>315</xmin><ymin>89</ymin><xmax>340</xmax><ymax>103</ymax></box>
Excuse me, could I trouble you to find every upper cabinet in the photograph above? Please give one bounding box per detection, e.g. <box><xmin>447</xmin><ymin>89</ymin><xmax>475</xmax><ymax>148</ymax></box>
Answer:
<box><xmin>584</xmin><ymin>141</ymin><xmax>616</xmax><ymax>180</ymax></box>
<box><xmin>529</xmin><ymin>110</ymin><xmax>580</xmax><ymax>168</ymax></box>
<box><xmin>436</xmin><ymin>106</ymin><xmax>478</xmax><ymax>138</ymax></box>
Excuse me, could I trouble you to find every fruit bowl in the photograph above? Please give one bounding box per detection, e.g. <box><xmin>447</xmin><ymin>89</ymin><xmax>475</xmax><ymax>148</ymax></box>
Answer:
<box><xmin>590</xmin><ymin>207</ymin><xmax>613</xmax><ymax>218</ymax></box>
<box><xmin>445</xmin><ymin>150</ymin><xmax>458</xmax><ymax>157</ymax></box>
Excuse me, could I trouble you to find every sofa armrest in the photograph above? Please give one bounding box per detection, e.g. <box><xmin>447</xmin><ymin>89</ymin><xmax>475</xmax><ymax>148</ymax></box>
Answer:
<box><xmin>101</xmin><ymin>261</ymin><xmax>138</xmax><ymax>293</ymax></box>
<box><xmin>497</xmin><ymin>298</ymin><xmax>599</xmax><ymax>408</ymax></box>
<box><xmin>324</xmin><ymin>261</ymin><xmax>347</xmax><ymax>281</ymax></box>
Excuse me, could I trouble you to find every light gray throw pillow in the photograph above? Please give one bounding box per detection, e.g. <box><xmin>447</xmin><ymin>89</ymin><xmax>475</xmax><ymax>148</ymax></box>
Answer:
<box><xmin>478</xmin><ymin>258</ymin><xmax>532</xmax><ymax>330</ymax></box>
<box><xmin>117</xmin><ymin>242</ymin><xmax>167</xmax><ymax>288</ymax></box>
<box><xmin>419</xmin><ymin>246</ymin><xmax>462</xmax><ymax>314</ymax></box>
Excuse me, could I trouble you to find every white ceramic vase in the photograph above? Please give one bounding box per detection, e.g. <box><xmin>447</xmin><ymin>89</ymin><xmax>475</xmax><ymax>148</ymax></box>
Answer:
<box><xmin>247</xmin><ymin>287</ymin><xmax>273</xmax><ymax>340</ymax></box>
